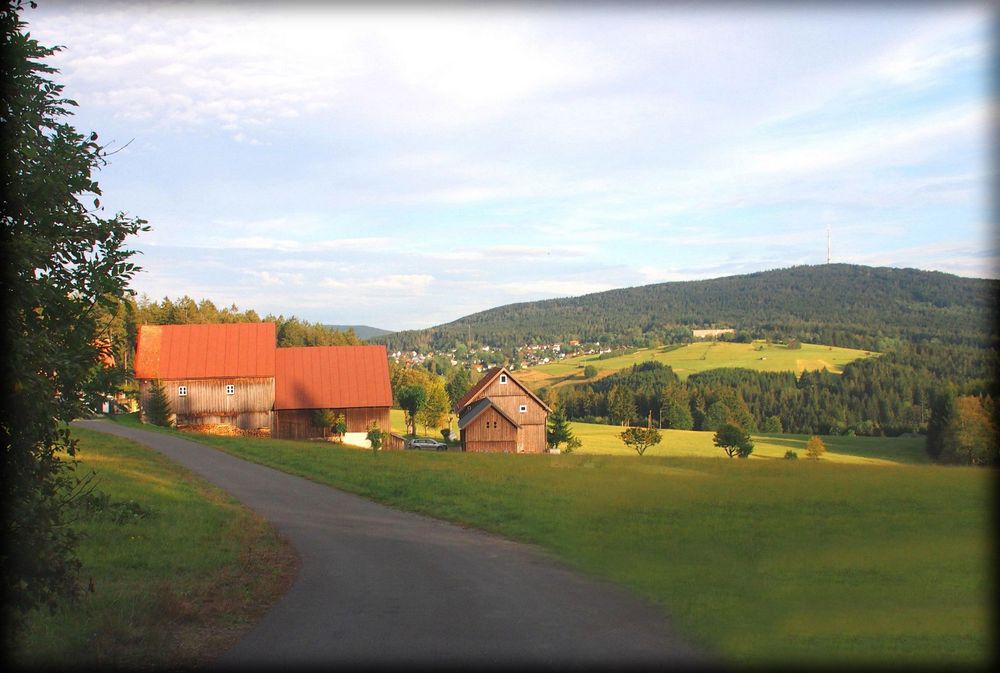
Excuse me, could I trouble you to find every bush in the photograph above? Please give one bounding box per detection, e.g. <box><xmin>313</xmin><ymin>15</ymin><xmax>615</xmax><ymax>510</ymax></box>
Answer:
<box><xmin>784</xmin><ymin>450</ymin><xmax>798</xmax><ymax>460</ymax></box>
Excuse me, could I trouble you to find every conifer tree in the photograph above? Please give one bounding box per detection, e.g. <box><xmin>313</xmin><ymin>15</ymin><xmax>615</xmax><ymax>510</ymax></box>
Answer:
<box><xmin>144</xmin><ymin>381</ymin><xmax>172</xmax><ymax>427</ymax></box>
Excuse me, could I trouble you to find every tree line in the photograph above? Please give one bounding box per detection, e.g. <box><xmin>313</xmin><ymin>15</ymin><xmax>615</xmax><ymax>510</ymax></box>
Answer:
<box><xmin>375</xmin><ymin>264</ymin><xmax>998</xmax><ymax>353</ymax></box>
<box><xmin>548</xmin><ymin>347</ymin><xmax>998</xmax><ymax>465</ymax></box>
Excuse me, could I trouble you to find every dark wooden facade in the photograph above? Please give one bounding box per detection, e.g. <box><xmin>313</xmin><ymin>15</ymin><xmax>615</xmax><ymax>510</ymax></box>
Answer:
<box><xmin>273</xmin><ymin>406</ymin><xmax>391</xmax><ymax>441</ymax></box>
<box><xmin>138</xmin><ymin>377</ymin><xmax>274</xmax><ymax>430</ymax></box>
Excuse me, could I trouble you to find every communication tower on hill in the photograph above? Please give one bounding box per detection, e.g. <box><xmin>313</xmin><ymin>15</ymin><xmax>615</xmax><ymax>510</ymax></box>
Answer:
<box><xmin>827</xmin><ymin>225</ymin><xmax>831</xmax><ymax>264</ymax></box>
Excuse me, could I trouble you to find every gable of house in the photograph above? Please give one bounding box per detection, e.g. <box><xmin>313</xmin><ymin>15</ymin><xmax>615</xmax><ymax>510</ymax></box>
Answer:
<box><xmin>455</xmin><ymin>366</ymin><xmax>550</xmax><ymax>415</ymax></box>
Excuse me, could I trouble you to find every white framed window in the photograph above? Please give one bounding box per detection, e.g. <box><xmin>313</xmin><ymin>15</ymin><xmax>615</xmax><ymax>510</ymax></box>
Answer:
<box><xmin>177</xmin><ymin>386</ymin><xmax>187</xmax><ymax>397</ymax></box>
<box><xmin>499</xmin><ymin>374</ymin><xmax>508</xmax><ymax>384</ymax></box>
<box><xmin>225</xmin><ymin>384</ymin><xmax>235</xmax><ymax>395</ymax></box>
<box><xmin>519</xmin><ymin>404</ymin><xmax>528</xmax><ymax>413</ymax></box>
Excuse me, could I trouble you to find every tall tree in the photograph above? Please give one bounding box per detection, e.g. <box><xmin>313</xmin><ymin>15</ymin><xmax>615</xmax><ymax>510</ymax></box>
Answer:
<box><xmin>417</xmin><ymin>379</ymin><xmax>451</xmax><ymax>434</ymax></box>
<box><xmin>397</xmin><ymin>384</ymin><xmax>426</xmax><ymax>436</ymax></box>
<box><xmin>1</xmin><ymin>0</ymin><xmax>147</xmax><ymax>641</ymax></box>
<box><xmin>607</xmin><ymin>385</ymin><xmax>637</xmax><ymax>426</ymax></box>
<box><xmin>445</xmin><ymin>367</ymin><xmax>472</xmax><ymax>409</ymax></box>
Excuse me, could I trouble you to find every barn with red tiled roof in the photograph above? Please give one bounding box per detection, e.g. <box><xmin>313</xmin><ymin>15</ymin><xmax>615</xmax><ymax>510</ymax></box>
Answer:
<box><xmin>133</xmin><ymin>323</ymin><xmax>394</xmax><ymax>441</ymax></box>
<box><xmin>273</xmin><ymin>345</ymin><xmax>393</xmax><ymax>441</ymax></box>
<box><xmin>134</xmin><ymin>323</ymin><xmax>276</xmax><ymax>430</ymax></box>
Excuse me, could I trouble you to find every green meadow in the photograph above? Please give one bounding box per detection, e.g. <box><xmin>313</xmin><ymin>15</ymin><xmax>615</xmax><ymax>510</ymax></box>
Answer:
<box><xmin>392</xmin><ymin>406</ymin><xmax>925</xmax><ymax>466</ymax></box>
<box><xmin>569</xmin><ymin>419</ymin><xmax>929</xmax><ymax>464</ymax></box>
<box><xmin>13</xmin><ymin>426</ymin><xmax>297</xmax><ymax>669</ymax></box>
<box><xmin>517</xmin><ymin>340</ymin><xmax>877</xmax><ymax>389</ymax></box>
<box><xmin>114</xmin><ymin>414</ymin><xmax>993</xmax><ymax>666</ymax></box>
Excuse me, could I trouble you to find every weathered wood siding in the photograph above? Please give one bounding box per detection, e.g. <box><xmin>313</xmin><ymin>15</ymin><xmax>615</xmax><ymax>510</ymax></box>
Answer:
<box><xmin>139</xmin><ymin>377</ymin><xmax>274</xmax><ymax>430</ymax></box>
<box><xmin>273</xmin><ymin>406</ymin><xmax>391</xmax><ymax>441</ymax></box>
<box><xmin>519</xmin><ymin>424</ymin><xmax>547</xmax><ymax>454</ymax></box>
<box><xmin>475</xmin><ymin>377</ymin><xmax>547</xmax><ymax>423</ymax></box>
<box><xmin>461</xmin><ymin>407</ymin><xmax>518</xmax><ymax>453</ymax></box>
<box><xmin>461</xmin><ymin>373</ymin><xmax>549</xmax><ymax>453</ymax></box>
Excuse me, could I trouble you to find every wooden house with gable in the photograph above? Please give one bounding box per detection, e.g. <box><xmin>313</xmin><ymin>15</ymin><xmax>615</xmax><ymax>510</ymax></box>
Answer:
<box><xmin>455</xmin><ymin>366</ymin><xmax>550</xmax><ymax>453</ymax></box>
<box><xmin>273</xmin><ymin>345</ymin><xmax>393</xmax><ymax>443</ymax></box>
<box><xmin>133</xmin><ymin>322</ymin><xmax>276</xmax><ymax>429</ymax></box>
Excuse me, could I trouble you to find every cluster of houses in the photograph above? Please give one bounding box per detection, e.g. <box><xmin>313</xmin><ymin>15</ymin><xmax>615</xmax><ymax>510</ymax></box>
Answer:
<box><xmin>134</xmin><ymin>322</ymin><xmax>550</xmax><ymax>453</ymax></box>
<box><xmin>390</xmin><ymin>340</ymin><xmax>615</xmax><ymax>371</ymax></box>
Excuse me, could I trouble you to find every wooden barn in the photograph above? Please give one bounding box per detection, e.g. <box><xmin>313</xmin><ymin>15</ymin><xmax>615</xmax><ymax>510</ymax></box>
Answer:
<box><xmin>133</xmin><ymin>322</ymin><xmax>276</xmax><ymax>429</ymax></box>
<box><xmin>272</xmin><ymin>345</ymin><xmax>393</xmax><ymax>444</ymax></box>
<box><xmin>455</xmin><ymin>366</ymin><xmax>550</xmax><ymax>453</ymax></box>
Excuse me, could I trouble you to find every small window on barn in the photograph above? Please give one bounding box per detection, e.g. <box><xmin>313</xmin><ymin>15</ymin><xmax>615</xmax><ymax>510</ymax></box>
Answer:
<box><xmin>499</xmin><ymin>374</ymin><xmax>508</xmax><ymax>384</ymax></box>
<box><xmin>519</xmin><ymin>404</ymin><xmax>528</xmax><ymax>413</ymax></box>
<box><xmin>177</xmin><ymin>386</ymin><xmax>187</xmax><ymax>397</ymax></box>
<box><xmin>225</xmin><ymin>384</ymin><xmax>235</xmax><ymax>396</ymax></box>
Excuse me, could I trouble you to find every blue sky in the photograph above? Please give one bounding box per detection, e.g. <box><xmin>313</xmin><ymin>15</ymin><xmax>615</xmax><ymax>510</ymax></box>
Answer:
<box><xmin>28</xmin><ymin>1</ymin><xmax>995</xmax><ymax>331</ymax></box>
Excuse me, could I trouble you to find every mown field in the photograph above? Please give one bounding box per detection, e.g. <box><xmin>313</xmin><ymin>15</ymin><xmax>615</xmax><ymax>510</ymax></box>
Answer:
<box><xmin>516</xmin><ymin>340</ymin><xmax>877</xmax><ymax>390</ymax></box>
<box><xmin>12</xmin><ymin>426</ymin><xmax>297</xmax><ymax>669</ymax></box>
<box><xmin>113</xmin><ymin>414</ymin><xmax>994</xmax><ymax>667</ymax></box>
<box><xmin>391</xmin><ymin>407</ymin><xmax>925</xmax><ymax>465</ymax></box>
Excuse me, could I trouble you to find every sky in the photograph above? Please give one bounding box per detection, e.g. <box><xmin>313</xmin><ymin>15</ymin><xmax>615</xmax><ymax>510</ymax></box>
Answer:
<box><xmin>26</xmin><ymin>1</ymin><xmax>996</xmax><ymax>331</ymax></box>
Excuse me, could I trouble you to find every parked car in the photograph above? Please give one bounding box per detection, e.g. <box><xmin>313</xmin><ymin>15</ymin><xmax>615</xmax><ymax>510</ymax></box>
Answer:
<box><xmin>408</xmin><ymin>438</ymin><xmax>448</xmax><ymax>451</ymax></box>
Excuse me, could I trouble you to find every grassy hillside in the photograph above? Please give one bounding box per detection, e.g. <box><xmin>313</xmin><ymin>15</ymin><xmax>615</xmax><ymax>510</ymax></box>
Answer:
<box><xmin>325</xmin><ymin>324</ymin><xmax>393</xmax><ymax>340</ymax></box>
<box><xmin>131</xmin><ymin>420</ymin><xmax>992</xmax><ymax>666</ymax></box>
<box><xmin>13</xmin><ymin>426</ymin><xmax>296</xmax><ymax>669</ymax></box>
<box><xmin>517</xmin><ymin>340</ymin><xmax>876</xmax><ymax>389</ymax></box>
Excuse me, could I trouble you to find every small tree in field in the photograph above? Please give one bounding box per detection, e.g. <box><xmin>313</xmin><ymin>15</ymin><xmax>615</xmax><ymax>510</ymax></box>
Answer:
<box><xmin>805</xmin><ymin>435</ymin><xmax>826</xmax><ymax>460</ymax></box>
<box><xmin>620</xmin><ymin>426</ymin><xmax>662</xmax><ymax>457</ymax></box>
<box><xmin>714</xmin><ymin>423</ymin><xmax>753</xmax><ymax>458</ymax></box>
<box><xmin>144</xmin><ymin>380</ymin><xmax>172</xmax><ymax>427</ymax></box>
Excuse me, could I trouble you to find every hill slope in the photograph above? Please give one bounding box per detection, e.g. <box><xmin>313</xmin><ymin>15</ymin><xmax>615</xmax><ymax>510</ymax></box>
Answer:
<box><xmin>324</xmin><ymin>324</ymin><xmax>394</xmax><ymax>340</ymax></box>
<box><xmin>376</xmin><ymin>264</ymin><xmax>997</xmax><ymax>352</ymax></box>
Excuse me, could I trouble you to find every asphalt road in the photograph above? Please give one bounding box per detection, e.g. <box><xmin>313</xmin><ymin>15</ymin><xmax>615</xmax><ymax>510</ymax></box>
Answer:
<box><xmin>78</xmin><ymin>420</ymin><xmax>709</xmax><ymax>669</ymax></box>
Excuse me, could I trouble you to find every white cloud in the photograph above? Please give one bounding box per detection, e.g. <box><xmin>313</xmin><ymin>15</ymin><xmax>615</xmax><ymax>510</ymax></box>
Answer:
<box><xmin>870</xmin><ymin>11</ymin><xmax>988</xmax><ymax>87</ymax></box>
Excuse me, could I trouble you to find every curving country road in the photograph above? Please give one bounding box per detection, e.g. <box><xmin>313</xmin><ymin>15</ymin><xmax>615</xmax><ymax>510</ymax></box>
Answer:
<box><xmin>78</xmin><ymin>420</ymin><xmax>708</xmax><ymax>669</ymax></box>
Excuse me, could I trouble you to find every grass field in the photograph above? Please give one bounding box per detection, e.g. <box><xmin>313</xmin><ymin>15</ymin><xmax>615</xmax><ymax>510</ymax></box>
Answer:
<box><xmin>569</xmin><ymin>420</ymin><xmax>929</xmax><ymax>464</ymax></box>
<box><xmin>112</xmin><ymin>414</ymin><xmax>993</xmax><ymax>666</ymax></box>
<box><xmin>13</xmin><ymin>426</ymin><xmax>297</xmax><ymax>669</ymax></box>
<box><xmin>516</xmin><ymin>340</ymin><xmax>877</xmax><ymax>390</ymax></box>
<box><xmin>391</xmin><ymin>407</ymin><xmax>927</xmax><ymax>465</ymax></box>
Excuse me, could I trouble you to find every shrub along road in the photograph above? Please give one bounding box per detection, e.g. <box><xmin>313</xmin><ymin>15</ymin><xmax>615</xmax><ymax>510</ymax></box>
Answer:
<box><xmin>77</xmin><ymin>420</ymin><xmax>707</xmax><ymax>668</ymax></box>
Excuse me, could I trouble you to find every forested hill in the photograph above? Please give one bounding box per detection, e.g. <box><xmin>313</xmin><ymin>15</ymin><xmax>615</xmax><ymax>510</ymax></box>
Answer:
<box><xmin>376</xmin><ymin>264</ymin><xmax>998</xmax><ymax>352</ymax></box>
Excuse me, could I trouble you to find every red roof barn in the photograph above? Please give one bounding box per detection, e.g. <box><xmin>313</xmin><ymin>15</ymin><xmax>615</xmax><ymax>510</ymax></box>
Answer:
<box><xmin>273</xmin><ymin>345</ymin><xmax>393</xmax><ymax>440</ymax></box>
<box><xmin>133</xmin><ymin>323</ymin><xmax>393</xmax><ymax>441</ymax></box>
<box><xmin>134</xmin><ymin>323</ymin><xmax>276</xmax><ymax>430</ymax></box>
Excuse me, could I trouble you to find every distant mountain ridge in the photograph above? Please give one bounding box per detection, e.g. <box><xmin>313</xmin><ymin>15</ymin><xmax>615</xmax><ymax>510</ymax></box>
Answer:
<box><xmin>373</xmin><ymin>264</ymin><xmax>997</xmax><ymax>352</ymax></box>
<box><xmin>325</xmin><ymin>324</ymin><xmax>394</xmax><ymax>340</ymax></box>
